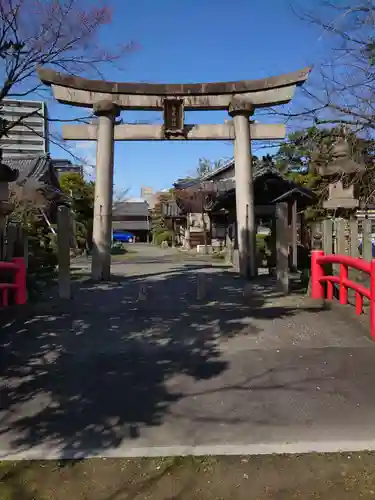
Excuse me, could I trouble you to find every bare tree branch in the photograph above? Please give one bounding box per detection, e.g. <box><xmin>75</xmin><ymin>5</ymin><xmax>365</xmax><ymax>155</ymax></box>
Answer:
<box><xmin>0</xmin><ymin>0</ymin><xmax>137</xmax><ymax>155</ymax></box>
<box><xmin>280</xmin><ymin>0</ymin><xmax>375</xmax><ymax>133</ymax></box>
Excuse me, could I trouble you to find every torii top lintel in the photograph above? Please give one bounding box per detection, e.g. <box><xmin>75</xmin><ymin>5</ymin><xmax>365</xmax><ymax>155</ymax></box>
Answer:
<box><xmin>37</xmin><ymin>66</ymin><xmax>312</xmax><ymax>111</ymax></box>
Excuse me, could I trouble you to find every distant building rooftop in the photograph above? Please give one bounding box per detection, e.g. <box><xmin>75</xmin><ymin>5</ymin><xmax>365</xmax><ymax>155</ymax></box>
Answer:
<box><xmin>112</xmin><ymin>200</ymin><xmax>150</xmax><ymax>232</ymax></box>
<box><xmin>126</xmin><ymin>197</ymin><xmax>146</xmax><ymax>203</ymax></box>
<box><xmin>3</xmin><ymin>153</ymin><xmax>66</xmax><ymax>205</ymax></box>
<box><xmin>51</xmin><ymin>158</ymin><xmax>83</xmax><ymax>179</ymax></box>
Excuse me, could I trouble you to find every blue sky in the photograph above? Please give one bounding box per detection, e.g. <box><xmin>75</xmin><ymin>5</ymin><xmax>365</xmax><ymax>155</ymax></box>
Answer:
<box><xmin>48</xmin><ymin>0</ymin><xmax>327</xmax><ymax>198</ymax></box>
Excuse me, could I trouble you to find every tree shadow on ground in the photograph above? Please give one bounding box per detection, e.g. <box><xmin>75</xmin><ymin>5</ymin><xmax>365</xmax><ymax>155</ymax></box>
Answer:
<box><xmin>0</xmin><ymin>262</ymin><xmax>329</xmax><ymax>459</ymax></box>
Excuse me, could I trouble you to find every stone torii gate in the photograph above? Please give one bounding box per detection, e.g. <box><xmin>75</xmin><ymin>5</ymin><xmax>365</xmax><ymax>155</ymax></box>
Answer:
<box><xmin>38</xmin><ymin>66</ymin><xmax>310</xmax><ymax>281</ymax></box>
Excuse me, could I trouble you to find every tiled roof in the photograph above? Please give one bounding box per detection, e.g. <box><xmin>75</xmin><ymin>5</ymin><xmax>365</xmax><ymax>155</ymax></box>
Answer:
<box><xmin>3</xmin><ymin>154</ymin><xmax>51</xmax><ymax>186</ymax></box>
<box><xmin>175</xmin><ymin>167</ymin><xmax>284</xmax><ymax>194</ymax></box>
<box><xmin>174</xmin><ymin>178</ymin><xmax>200</xmax><ymax>189</ymax></box>
<box><xmin>198</xmin><ymin>160</ymin><xmax>289</xmax><ymax>183</ymax></box>
<box><xmin>113</xmin><ymin>201</ymin><xmax>149</xmax><ymax>216</ymax></box>
<box><xmin>112</xmin><ymin>220</ymin><xmax>149</xmax><ymax>231</ymax></box>
<box><xmin>3</xmin><ymin>154</ymin><xmax>66</xmax><ymax>204</ymax></box>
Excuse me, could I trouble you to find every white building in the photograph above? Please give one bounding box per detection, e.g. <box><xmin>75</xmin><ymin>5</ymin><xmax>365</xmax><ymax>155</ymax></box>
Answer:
<box><xmin>0</xmin><ymin>99</ymin><xmax>49</xmax><ymax>158</ymax></box>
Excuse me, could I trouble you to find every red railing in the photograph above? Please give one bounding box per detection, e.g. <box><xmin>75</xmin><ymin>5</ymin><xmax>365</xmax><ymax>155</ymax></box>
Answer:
<box><xmin>311</xmin><ymin>250</ymin><xmax>375</xmax><ymax>340</ymax></box>
<box><xmin>0</xmin><ymin>257</ymin><xmax>27</xmax><ymax>307</ymax></box>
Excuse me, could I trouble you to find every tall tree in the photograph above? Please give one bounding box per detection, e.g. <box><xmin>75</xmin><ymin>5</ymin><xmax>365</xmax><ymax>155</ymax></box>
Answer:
<box><xmin>150</xmin><ymin>190</ymin><xmax>174</xmax><ymax>245</ymax></box>
<box><xmin>59</xmin><ymin>172</ymin><xmax>94</xmax><ymax>249</ymax></box>
<box><xmin>195</xmin><ymin>159</ymin><xmax>220</xmax><ymax>253</ymax></box>
<box><xmin>195</xmin><ymin>157</ymin><xmax>226</xmax><ymax>177</ymax></box>
<box><xmin>196</xmin><ymin>158</ymin><xmax>213</xmax><ymax>177</ymax></box>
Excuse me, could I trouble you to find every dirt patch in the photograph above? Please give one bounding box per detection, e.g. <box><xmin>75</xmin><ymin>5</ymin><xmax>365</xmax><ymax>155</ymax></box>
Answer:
<box><xmin>2</xmin><ymin>453</ymin><xmax>375</xmax><ymax>499</ymax></box>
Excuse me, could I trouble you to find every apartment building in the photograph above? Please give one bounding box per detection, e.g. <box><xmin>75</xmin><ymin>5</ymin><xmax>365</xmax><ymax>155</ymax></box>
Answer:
<box><xmin>0</xmin><ymin>99</ymin><xmax>49</xmax><ymax>158</ymax></box>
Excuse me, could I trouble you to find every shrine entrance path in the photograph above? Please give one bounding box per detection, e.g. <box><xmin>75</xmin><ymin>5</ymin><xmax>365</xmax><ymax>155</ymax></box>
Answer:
<box><xmin>1</xmin><ymin>244</ymin><xmax>375</xmax><ymax>460</ymax></box>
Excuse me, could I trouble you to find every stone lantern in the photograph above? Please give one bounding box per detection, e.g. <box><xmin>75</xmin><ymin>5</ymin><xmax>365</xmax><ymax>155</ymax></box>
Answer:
<box><xmin>311</xmin><ymin>135</ymin><xmax>365</xmax><ymax>213</ymax></box>
<box><xmin>308</xmin><ymin>134</ymin><xmax>366</xmax><ymax>251</ymax></box>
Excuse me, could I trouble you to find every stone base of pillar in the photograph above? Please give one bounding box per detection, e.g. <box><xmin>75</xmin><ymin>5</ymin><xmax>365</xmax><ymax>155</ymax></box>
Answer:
<box><xmin>237</xmin><ymin>240</ymin><xmax>257</xmax><ymax>279</ymax></box>
<box><xmin>91</xmin><ymin>248</ymin><xmax>111</xmax><ymax>282</ymax></box>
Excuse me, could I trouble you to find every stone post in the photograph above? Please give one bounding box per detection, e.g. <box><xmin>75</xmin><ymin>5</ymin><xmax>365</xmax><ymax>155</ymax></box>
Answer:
<box><xmin>276</xmin><ymin>202</ymin><xmax>290</xmax><ymax>295</ymax></box>
<box><xmin>57</xmin><ymin>205</ymin><xmax>71</xmax><ymax>299</ymax></box>
<box><xmin>290</xmin><ymin>200</ymin><xmax>298</xmax><ymax>270</ymax></box>
<box><xmin>229</xmin><ymin>99</ymin><xmax>256</xmax><ymax>278</ymax></box>
<box><xmin>91</xmin><ymin>100</ymin><xmax>119</xmax><ymax>281</ymax></box>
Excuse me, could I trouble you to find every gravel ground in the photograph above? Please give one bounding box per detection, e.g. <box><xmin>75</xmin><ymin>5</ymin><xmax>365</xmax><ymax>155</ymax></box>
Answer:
<box><xmin>1</xmin><ymin>244</ymin><xmax>374</xmax><ymax>461</ymax></box>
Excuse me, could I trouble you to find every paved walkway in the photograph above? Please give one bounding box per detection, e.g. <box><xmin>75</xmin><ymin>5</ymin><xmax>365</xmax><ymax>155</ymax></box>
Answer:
<box><xmin>1</xmin><ymin>244</ymin><xmax>375</xmax><ymax>459</ymax></box>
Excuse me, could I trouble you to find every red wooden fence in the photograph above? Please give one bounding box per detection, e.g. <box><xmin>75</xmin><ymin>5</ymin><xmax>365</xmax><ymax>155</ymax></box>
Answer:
<box><xmin>0</xmin><ymin>257</ymin><xmax>27</xmax><ymax>307</ymax></box>
<box><xmin>311</xmin><ymin>250</ymin><xmax>375</xmax><ymax>340</ymax></box>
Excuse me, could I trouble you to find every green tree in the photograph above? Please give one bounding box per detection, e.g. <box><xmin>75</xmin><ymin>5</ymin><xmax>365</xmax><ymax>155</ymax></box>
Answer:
<box><xmin>8</xmin><ymin>188</ymin><xmax>59</xmax><ymax>298</ymax></box>
<box><xmin>59</xmin><ymin>172</ymin><xmax>94</xmax><ymax>250</ymax></box>
<box><xmin>196</xmin><ymin>158</ymin><xmax>226</xmax><ymax>177</ymax></box>
<box><xmin>275</xmin><ymin>125</ymin><xmax>375</xmax><ymax>220</ymax></box>
<box><xmin>196</xmin><ymin>158</ymin><xmax>213</xmax><ymax>177</ymax></box>
<box><xmin>150</xmin><ymin>191</ymin><xmax>174</xmax><ymax>245</ymax></box>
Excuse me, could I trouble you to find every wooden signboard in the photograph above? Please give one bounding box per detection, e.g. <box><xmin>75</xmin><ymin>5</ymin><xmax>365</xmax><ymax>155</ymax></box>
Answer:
<box><xmin>163</xmin><ymin>98</ymin><xmax>184</xmax><ymax>137</ymax></box>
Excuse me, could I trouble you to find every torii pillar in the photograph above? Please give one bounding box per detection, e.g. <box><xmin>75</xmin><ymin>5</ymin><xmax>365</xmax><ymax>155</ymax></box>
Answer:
<box><xmin>229</xmin><ymin>99</ymin><xmax>256</xmax><ymax>278</ymax></box>
<box><xmin>91</xmin><ymin>100</ymin><xmax>119</xmax><ymax>281</ymax></box>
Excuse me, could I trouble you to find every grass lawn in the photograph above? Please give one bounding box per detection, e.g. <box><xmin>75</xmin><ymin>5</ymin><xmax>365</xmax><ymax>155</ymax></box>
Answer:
<box><xmin>2</xmin><ymin>453</ymin><xmax>375</xmax><ymax>499</ymax></box>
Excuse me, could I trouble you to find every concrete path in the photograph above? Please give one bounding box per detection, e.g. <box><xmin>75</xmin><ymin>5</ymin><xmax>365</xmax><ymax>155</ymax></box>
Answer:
<box><xmin>1</xmin><ymin>244</ymin><xmax>375</xmax><ymax>459</ymax></box>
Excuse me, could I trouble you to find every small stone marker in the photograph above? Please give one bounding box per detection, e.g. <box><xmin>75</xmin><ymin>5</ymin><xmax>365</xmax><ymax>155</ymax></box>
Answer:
<box><xmin>137</xmin><ymin>284</ymin><xmax>147</xmax><ymax>301</ymax></box>
<box><xmin>57</xmin><ymin>205</ymin><xmax>71</xmax><ymax>299</ymax></box>
<box><xmin>196</xmin><ymin>273</ymin><xmax>207</xmax><ymax>300</ymax></box>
